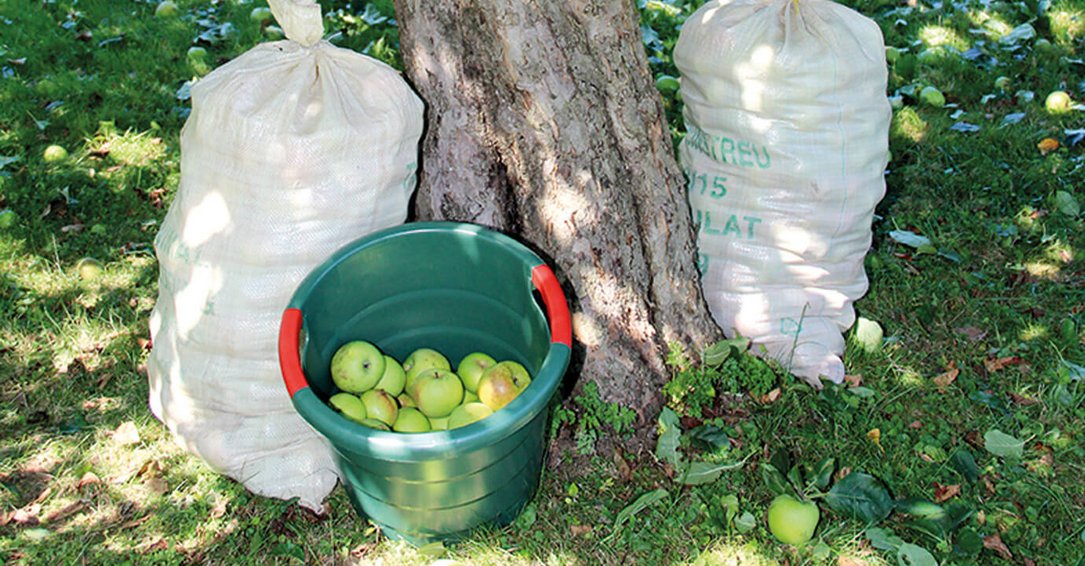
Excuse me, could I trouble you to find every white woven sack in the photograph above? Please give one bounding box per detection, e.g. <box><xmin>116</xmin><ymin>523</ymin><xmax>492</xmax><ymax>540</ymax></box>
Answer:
<box><xmin>147</xmin><ymin>0</ymin><xmax>423</xmax><ymax>510</ymax></box>
<box><xmin>676</xmin><ymin>0</ymin><xmax>890</xmax><ymax>386</ymax></box>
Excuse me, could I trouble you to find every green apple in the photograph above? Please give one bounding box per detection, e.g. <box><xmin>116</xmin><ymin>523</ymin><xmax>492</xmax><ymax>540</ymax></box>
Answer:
<box><xmin>463</xmin><ymin>390</ymin><xmax>479</xmax><ymax>404</ymax></box>
<box><xmin>448</xmin><ymin>402</ymin><xmax>494</xmax><ymax>429</ymax></box>
<box><xmin>250</xmin><ymin>7</ymin><xmax>273</xmax><ymax>24</ymax></box>
<box><xmin>392</xmin><ymin>407</ymin><xmax>431</xmax><ymax>433</ymax></box>
<box><xmin>154</xmin><ymin>1</ymin><xmax>179</xmax><ymax>18</ymax></box>
<box><xmin>655</xmin><ymin>74</ymin><xmax>679</xmax><ymax>94</ymax></box>
<box><xmin>186</xmin><ymin>46</ymin><xmax>208</xmax><ymax>60</ymax></box>
<box><xmin>429</xmin><ymin>416</ymin><xmax>450</xmax><ymax>431</ymax></box>
<box><xmin>1045</xmin><ymin>90</ymin><xmax>1073</xmax><ymax>113</ymax></box>
<box><xmin>397</xmin><ymin>393</ymin><xmax>416</xmax><ymax>408</ymax></box>
<box><xmin>994</xmin><ymin>76</ymin><xmax>1011</xmax><ymax>91</ymax></box>
<box><xmin>374</xmin><ymin>355</ymin><xmax>406</xmax><ymax>396</ymax></box>
<box><xmin>409</xmin><ymin>368</ymin><xmax>464</xmax><ymax>418</ymax></box>
<box><xmin>1034</xmin><ymin>38</ymin><xmax>1054</xmax><ymax>54</ymax></box>
<box><xmin>76</xmin><ymin>257</ymin><xmax>103</xmax><ymax>281</ymax></box>
<box><xmin>457</xmin><ymin>352</ymin><xmax>497</xmax><ymax>393</ymax></box>
<box><xmin>43</xmin><ymin>145</ymin><xmax>68</xmax><ymax>163</ymax></box>
<box><xmin>0</xmin><ymin>209</ymin><xmax>16</xmax><ymax>229</ymax></box>
<box><xmin>477</xmin><ymin>361</ymin><xmax>531</xmax><ymax>411</ymax></box>
<box><xmin>359</xmin><ymin>418</ymin><xmax>391</xmax><ymax>431</ymax></box>
<box><xmin>853</xmin><ymin>317</ymin><xmax>884</xmax><ymax>353</ymax></box>
<box><xmin>330</xmin><ymin>340</ymin><xmax>385</xmax><ymax>393</ymax></box>
<box><xmin>919</xmin><ymin>86</ymin><xmax>945</xmax><ymax>108</ymax></box>
<box><xmin>328</xmin><ymin>393</ymin><xmax>366</xmax><ymax>424</ymax></box>
<box><xmin>402</xmin><ymin>348</ymin><xmax>451</xmax><ymax>391</ymax></box>
<box><xmin>264</xmin><ymin>25</ymin><xmax>285</xmax><ymax>40</ymax></box>
<box><xmin>767</xmin><ymin>494</ymin><xmax>820</xmax><ymax>545</ymax></box>
<box><xmin>360</xmin><ymin>390</ymin><xmax>398</xmax><ymax>426</ymax></box>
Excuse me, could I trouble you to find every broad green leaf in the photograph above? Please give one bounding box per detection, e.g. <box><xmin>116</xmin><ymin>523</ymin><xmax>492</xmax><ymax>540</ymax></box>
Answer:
<box><xmin>615</xmin><ymin>488</ymin><xmax>669</xmax><ymax>529</ymax></box>
<box><xmin>655</xmin><ymin>407</ymin><xmax>682</xmax><ymax>467</ymax></box>
<box><xmin>680</xmin><ymin>460</ymin><xmax>744</xmax><ymax>485</ymax></box>
<box><xmin>787</xmin><ymin>464</ymin><xmax>805</xmax><ymax>494</ymax></box>
<box><xmin>690</xmin><ymin>425</ymin><xmax>730</xmax><ymax>450</ymax></box>
<box><xmin>702</xmin><ymin>337</ymin><xmax>748</xmax><ymax>366</ymax></box>
<box><xmin>720</xmin><ymin>494</ymin><xmax>739</xmax><ymax>525</ymax></box>
<box><xmin>810</xmin><ymin>457</ymin><xmax>836</xmax><ymax>491</ymax></box>
<box><xmin>847</xmin><ymin>386</ymin><xmax>877</xmax><ymax>398</ymax></box>
<box><xmin>1054</xmin><ymin>191</ymin><xmax>1080</xmax><ymax>217</ymax></box>
<box><xmin>984</xmin><ymin>429</ymin><xmax>1024</xmax><ymax>459</ymax></box>
<box><xmin>734</xmin><ymin>511</ymin><xmax>757</xmax><ymax>533</ymax></box>
<box><xmin>760</xmin><ymin>462</ymin><xmax>790</xmax><ymax>496</ymax></box>
<box><xmin>897</xmin><ymin>543</ymin><xmax>938</xmax><ymax>566</ymax></box>
<box><xmin>888</xmin><ymin>230</ymin><xmax>934</xmax><ymax>252</ymax></box>
<box><xmin>866</xmin><ymin>527</ymin><xmax>905</xmax><ymax>551</ymax></box>
<box><xmin>950</xmin><ymin>449</ymin><xmax>979</xmax><ymax>482</ymax></box>
<box><xmin>954</xmin><ymin>527</ymin><xmax>984</xmax><ymax>556</ymax></box>
<box><xmin>825</xmin><ymin>471</ymin><xmax>895</xmax><ymax>525</ymax></box>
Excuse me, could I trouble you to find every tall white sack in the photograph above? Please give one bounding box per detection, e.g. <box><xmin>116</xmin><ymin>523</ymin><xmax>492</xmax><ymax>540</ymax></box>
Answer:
<box><xmin>676</xmin><ymin>0</ymin><xmax>890</xmax><ymax>386</ymax></box>
<box><xmin>146</xmin><ymin>0</ymin><xmax>423</xmax><ymax>510</ymax></box>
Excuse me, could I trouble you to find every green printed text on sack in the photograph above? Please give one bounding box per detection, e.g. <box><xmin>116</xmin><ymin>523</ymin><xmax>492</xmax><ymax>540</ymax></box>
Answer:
<box><xmin>693</xmin><ymin>208</ymin><xmax>761</xmax><ymax>240</ymax></box>
<box><xmin>685</xmin><ymin>124</ymin><xmax>771</xmax><ymax>170</ymax></box>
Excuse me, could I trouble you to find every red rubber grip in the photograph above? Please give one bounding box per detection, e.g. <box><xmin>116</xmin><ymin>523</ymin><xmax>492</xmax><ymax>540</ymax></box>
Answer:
<box><xmin>279</xmin><ymin>308</ymin><xmax>309</xmax><ymax>397</ymax></box>
<box><xmin>531</xmin><ymin>264</ymin><xmax>572</xmax><ymax>347</ymax></box>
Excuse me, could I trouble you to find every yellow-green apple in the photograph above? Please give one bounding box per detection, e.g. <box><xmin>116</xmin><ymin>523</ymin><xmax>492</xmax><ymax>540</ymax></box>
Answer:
<box><xmin>463</xmin><ymin>390</ymin><xmax>479</xmax><ymax>404</ymax></box>
<box><xmin>457</xmin><ymin>352</ymin><xmax>497</xmax><ymax>393</ymax></box>
<box><xmin>448</xmin><ymin>402</ymin><xmax>494</xmax><ymax>429</ymax></box>
<box><xmin>375</xmin><ymin>355</ymin><xmax>406</xmax><ymax>396</ymax></box>
<box><xmin>328</xmin><ymin>393</ymin><xmax>366</xmax><ymax>424</ymax></box>
<box><xmin>392</xmin><ymin>407</ymin><xmax>431</xmax><ymax>433</ymax></box>
<box><xmin>397</xmin><ymin>393</ymin><xmax>416</xmax><ymax>408</ymax></box>
<box><xmin>477</xmin><ymin>361</ymin><xmax>532</xmax><ymax>411</ymax></box>
<box><xmin>360</xmin><ymin>390</ymin><xmax>398</xmax><ymax>426</ymax></box>
<box><xmin>402</xmin><ymin>348</ymin><xmax>451</xmax><ymax>391</ymax></box>
<box><xmin>409</xmin><ymin>368</ymin><xmax>464</xmax><ymax>418</ymax></box>
<box><xmin>767</xmin><ymin>494</ymin><xmax>820</xmax><ymax>545</ymax></box>
<box><xmin>429</xmin><ymin>416</ymin><xmax>449</xmax><ymax>431</ymax></box>
<box><xmin>359</xmin><ymin>418</ymin><xmax>391</xmax><ymax>431</ymax></box>
<box><xmin>330</xmin><ymin>340</ymin><xmax>385</xmax><ymax>393</ymax></box>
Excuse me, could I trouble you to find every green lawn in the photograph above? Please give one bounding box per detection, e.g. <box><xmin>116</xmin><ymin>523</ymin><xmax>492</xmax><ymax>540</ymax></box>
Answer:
<box><xmin>1</xmin><ymin>0</ymin><xmax>1083</xmax><ymax>564</ymax></box>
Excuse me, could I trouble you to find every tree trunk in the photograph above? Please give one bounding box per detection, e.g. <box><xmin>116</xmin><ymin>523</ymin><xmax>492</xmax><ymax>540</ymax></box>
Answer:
<box><xmin>393</xmin><ymin>0</ymin><xmax>722</xmax><ymax>425</ymax></box>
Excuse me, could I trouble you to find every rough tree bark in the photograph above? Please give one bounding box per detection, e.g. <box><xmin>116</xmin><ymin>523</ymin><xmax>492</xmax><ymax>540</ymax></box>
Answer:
<box><xmin>393</xmin><ymin>0</ymin><xmax>722</xmax><ymax>425</ymax></box>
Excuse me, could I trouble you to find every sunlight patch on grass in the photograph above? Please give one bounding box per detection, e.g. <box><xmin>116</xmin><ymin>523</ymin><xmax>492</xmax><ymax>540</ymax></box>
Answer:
<box><xmin>891</xmin><ymin>108</ymin><xmax>928</xmax><ymax>143</ymax></box>
<box><xmin>1024</xmin><ymin>260</ymin><xmax>1062</xmax><ymax>279</ymax></box>
<box><xmin>682</xmin><ymin>539</ymin><xmax>777</xmax><ymax>565</ymax></box>
<box><xmin>87</xmin><ymin>122</ymin><xmax>166</xmax><ymax>168</ymax></box>
<box><xmin>893</xmin><ymin>365</ymin><xmax>926</xmax><ymax>388</ymax></box>
<box><xmin>1019</xmin><ymin>323</ymin><xmax>1049</xmax><ymax>342</ymax></box>
<box><xmin>919</xmin><ymin>25</ymin><xmax>969</xmax><ymax>50</ymax></box>
<box><xmin>1048</xmin><ymin>9</ymin><xmax>1084</xmax><ymax>43</ymax></box>
<box><xmin>971</xmin><ymin>12</ymin><xmax>1014</xmax><ymax>39</ymax></box>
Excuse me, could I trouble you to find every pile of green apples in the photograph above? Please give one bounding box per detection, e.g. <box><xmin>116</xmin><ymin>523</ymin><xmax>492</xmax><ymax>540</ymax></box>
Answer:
<box><xmin>324</xmin><ymin>340</ymin><xmax>532</xmax><ymax>432</ymax></box>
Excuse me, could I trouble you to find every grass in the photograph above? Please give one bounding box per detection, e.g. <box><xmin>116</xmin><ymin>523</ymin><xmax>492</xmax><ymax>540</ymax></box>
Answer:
<box><xmin>1</xmin><ymin>0</ymin><xmax>1083</xmax><ymax>563</ymax></box>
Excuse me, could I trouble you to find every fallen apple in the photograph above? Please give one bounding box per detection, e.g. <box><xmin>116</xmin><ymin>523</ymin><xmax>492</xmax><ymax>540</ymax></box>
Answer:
<box><xmin>328</xmin><ymin>393</ymin><xmax>366</xmax><ymax>424</ymax></box>
<box><xmin>393</xmin><ymin>407</ymin><xmax>431</xmax><ymax>433</ymax></box>
<box><xmin>330</xmin><ymin>340</ymin><xmax>385</xmax><ymax>393</ymax></box>
<box><xmin>767</xmin><ymin>494</ymin><xmax>820</xmax><ymax>545</ymax></box>
<box><xmin>448</xmin><ymin>402</ymin><xmax>494</xmax><ymax>429</ymax></box>
<box><xmin>76</xmin><ymin>257</ymin><xmax>104</xmax><ymax>281</ymax></box>
<box><xmin>250</xmin><ymin>7</ymin><xmax>273</xmax><ymax>23</ymax></box>
<box><xmin>409</xmin><ymin>368</ymin><xmax>464</xmax><ymax>418</ymax></box>
<box><xmin>154</xmin><ymin>1</ymin><xmax>179</xmax><ymax>18</ymax></box>
<box><xmin>477</xmin><ymin>361</ymin><xmax>531</xmax><ymax>411</ymax></box>
<box><xmin>1045</xmin><ymin>90</ymin><xmax>1073</xmax><ymax>113</ymax></box>
<box><xmin>264</xmin><ymin>25</ymin><xmax>285</xmax><ymax>40</ymax></box>
<box><xmin>0</xmin><ymin>209</ymin><xmax>16</xmax><ymax>229</ymax></box>
<box><xmin>853</xmin><ymin>317</ymin><xmax>884</xmax><ymax>353</ymax></box>
<box><xmin>402</xmin><ymin>347</ymin><xmax>451</xmax><ymax>391</ymax></box>
<box><xmin>43</xmin><ymin>145</ymin><xmax>68</xmax><ymax>163</ymax></box>
<box><xmin>457</xmin><ymin>352</ymin><xmax>497</xmax><ymax>393</ymax></box>
<box><xmin>375</xmin><ymin>355</ymin><xmax>406</xmax><ymax>396</ymax></box>
<box><xmin>919</xmin><ymin>86</ymin><xmax>945</xmax><ymax>108</ymax></box>
<box><xmin>360</xmin><ymin>390</ymin><xmax>398</xmax><ymax>426</ymax></box>
<box><xmin>994</xmin><ymin>76</ymin><xmax>1011</xmax><ymax>91</ymax></box>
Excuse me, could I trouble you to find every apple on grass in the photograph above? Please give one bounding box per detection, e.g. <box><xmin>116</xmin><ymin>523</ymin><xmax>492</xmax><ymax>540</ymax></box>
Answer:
<box><xmin>330</xmin><ymin>340</ymin><xmax>385</xmax><ymax>393</ymax></box>
<box><xmin>767</xmin><ymin>494</ymin><xmax>820</xmax><ymax>545</ymax></box>
<box><xmin>457</xmin><ymin>352</ymin><xmax>497</xmax><ymax>393</ymax></box>
<box><xmin>374</xmin><ymin>355</ymin><xmax>406</xmax><ymax>396</ymax></box>
<box><xmin>402</xmin><ymin>348</ymin><xmax>451</xmax><ymax>391</ymax></box>
<box><xmin>328</xmin><ymin>393</ymin><xmax>366</xmax><ymax>424</ymax></box>
<box><xmin>360</xmin><ymin>390</ymin><xmax>398</xmax><ymax>426</ymax></box>
<box><xmin>448</xmin><ymin>402</ymin><xmax>493</xmax><ymax>429</ymax></box>
<box><xmin>477</xmin><ymin>361</ymin><xmax>531</xmax><ymax>411</ymax></box>
<box><xmin>393</xmin><ymin>408</ymin><xmax>431</xmax><ymax>433</ymax></box>
<box><xmin>409</xmin><ymin>368</ymin><xmax>464</xmax><ymax>418</ymax></box>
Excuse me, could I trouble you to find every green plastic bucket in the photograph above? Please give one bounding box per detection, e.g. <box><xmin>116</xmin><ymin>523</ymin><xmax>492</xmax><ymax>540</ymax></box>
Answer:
<box><xmin>278</xmin><ymin>222</ymin><xmax>572</xmax><ymax>543</ymax></box>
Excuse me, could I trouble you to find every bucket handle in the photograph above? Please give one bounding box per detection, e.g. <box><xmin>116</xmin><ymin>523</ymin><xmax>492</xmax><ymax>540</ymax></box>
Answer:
<box><xmin>279</xmin><ymin>263</ymin><xmax>571</xmax><ymax>398</ymax></box>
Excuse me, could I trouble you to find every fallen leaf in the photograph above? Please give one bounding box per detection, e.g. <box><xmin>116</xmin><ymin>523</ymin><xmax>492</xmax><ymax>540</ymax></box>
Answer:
<box><xmin>982</xmin><ymin>474</ymin><xmax>997</xmax><ymax>495</ymax></box>
<box><xmin>983</xmin><ymin>532</ymin><xmax>1013</xmax><ymax>560</ymax></box>
<box><xmin>1037</xmin><ymin>137</ymin><xmax>1059</xmax><ymax>155</ymax></box>
<box><xmin>77</xmin><ymin>472</ymin><xmax>100</xmax><ymax>488</ymax></box>
<box><xmin>909</xmin><ymin>420</ymin><xmax>923</xmax><ymax>429</ymax></box>
<box><xmin>933</xmin><ymin>366</ymin><xmax>960</xmax><ymax>390</ymax></box>
<box><xmin>965</xmin><ymin>430</ymin><xmax>984</xmax><ymax>449</ymax></box>
<box><xmin>1008</xmin><ymin>392</ymin><xmax>1038</xmax><ymax>406</ymax></box>
<box><xmin>43</xmin><ymin>500</ymin><xmax>88</xmax><ymax>523</ymax></box>
<box><xmin>570</xmin><ymin>524</ymin><xmax>592</xmax><ymax>537</ymax></box>
<box><xmin>758</xmin><ymin>388</ymin><xmax>781</xmax><ymax>404</ymax></box>
<box><xmin>844</xmin><ymin>374</ymin><xmax>863</xmax><ymax>387</ymax></box>
<box><xmin>112</xmin><ymin>421</ymin><xmax>141</xmax><ymax>446</ymax></box>
<box><xmin>613</xmin><ymin>447</ymin><xmax>633</xmax><ymax>483</ymax></box>
<box><xmin>1024</xmin><ymin>557</ymin><xmax>1036</xmax><ymax>566</ymax></box>
<box><xmin>977</xmin><ymin>510</ymin><xmax>986</xmax><ymax>525</ymax></box>
<box><xmin>137</xmin><ymin>537</ymin><xmax>168</xmax><ymax>554</ymax></box>
<box><xmin>835</xmin><ymin>466</ymin><xmax>853</xmax><ymax>481</ymax></box>
<box><xmin>984</xmin><ymin>356</ymin><xmax>1024</xmax><ymax>373</ymax></box>
<box><xmin>138</xmin><ymin>460</ymin><xmax>164</xmax><ymax>479</ymax></box>
<box><xmin>933</xmin><ymin>482</ymin><xmax>961</xmax><ymax>503</ymax></box>
<box><xmin>209</xmin><ymin>498</ymin><xmax>228</xmax><ymax>519</ymax></box>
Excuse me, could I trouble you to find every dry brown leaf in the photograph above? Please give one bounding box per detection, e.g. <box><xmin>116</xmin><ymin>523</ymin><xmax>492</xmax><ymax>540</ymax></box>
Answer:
<box><xmin>137</xmin><ymin>538</ymin><xmax>169</xmax><ymax>554</ymax></box>
<box><xmin>570</xmin><ymin>524</ymin><xmax>592</xmax><ymax>537</ymax></box>
<box><xmin>933</xmin><ymin>482</ymin><xmax>961</xmax><ymax>503</ymax></box>
<box><xmin>613</xmin><ymin>447</ymin><xmax>633</xmax><ymax>483</ymax></box>
<box><xmin>209</xmin><ymin>498</ymin><xmax>228</xmax><ymax>519</ymax></box>
<box><xmin>1008</xmin><ymin>392</ymin><xmax>1038</xmax><ymax>406</ymax></box>
<box><xmin>976</xmin><ymin>510</ymin><xmax>986</xmax><ymax>525</ymax></box>
<box><xmin>77</xmin><ymin>472</ymin><xmax>100</xmax><ymax>489</ymax></box>
<box><xmin>43</xmin><ymin>500</ymin><xmax>88</xmax><ymax>524</ymax></box>
<box><xmin>844</xmin><ymin>374</ymin><xmax>863</xmax><ymax>387</ymax></box>
<box><xmin>908</xmin><ymin>420</ymin><xmax>923</xmax><ymax>429</ymax></box>
<box><xmin>112</xmin><ymin>421</ymin><xmax>141</xmax><ymax>446</ymax></box>
<box><xmin>933</xmin><ymin>367</ymin><xmax>960</xmax><ymax>390</ymax></box>
<box><xmin>836</xmin><ymin>466</ymin><xmax>853</xmax><ymax>481</ymax></box>
<box><xmin>758</xmin><ymin>388</ymin><xmax>781</xmax><ymax>404</ymax></box>
<box><xmin>1037</xmin><ymin>137</ymin><xmax>1060</xmax><ymax>155</ymax></box>
<box><xmin>984</xmin><ymin>356</ymin><xmax>1024</xmax><ymax>373</ymax></box>
<box><xmin>983</xmin><ymin>532</ymin><xmax>1013</xmax><ymax>560</ymax></box>
<box><xmin>955</xmin><ymin>326</ymin><xmax>988</xmax><ymax>341</ymax></box>
<box><xmin>1023</xmin><ymin>557</ymin><xmax>1036</xmax><ymax>566</ymax></box>
<box><xmin>982</xmin><ymin>474</ymin><xmax>997</xmax><ymax>496</ymax></box>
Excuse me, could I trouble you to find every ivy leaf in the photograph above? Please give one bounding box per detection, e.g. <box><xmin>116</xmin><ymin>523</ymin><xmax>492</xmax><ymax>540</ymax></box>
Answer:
<box><xmin>655</xmin><ymin>407</ymin><xmax>682</xmax><ymax>468</ymax></box>
<box><xmin>614</xmin><ymin>488</ymin><xmax>669</xmax><ymax>530</ymax></box>
<box><xmin>984</xmin><ymin>429</ymin><xmax>1024</xmax><ymax>459</ymax></box>
<box><xmin>825</xmin><ymin>471</ymin><xmax>895</xmax><ymax>525</ymax></box>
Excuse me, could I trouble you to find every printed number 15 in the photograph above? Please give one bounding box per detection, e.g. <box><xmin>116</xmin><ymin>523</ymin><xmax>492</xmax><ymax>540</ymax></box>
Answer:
<box><xmin>688</xmin><ymin>171</ymin><xmax>727</xmax><ymax>199</ymax></box>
